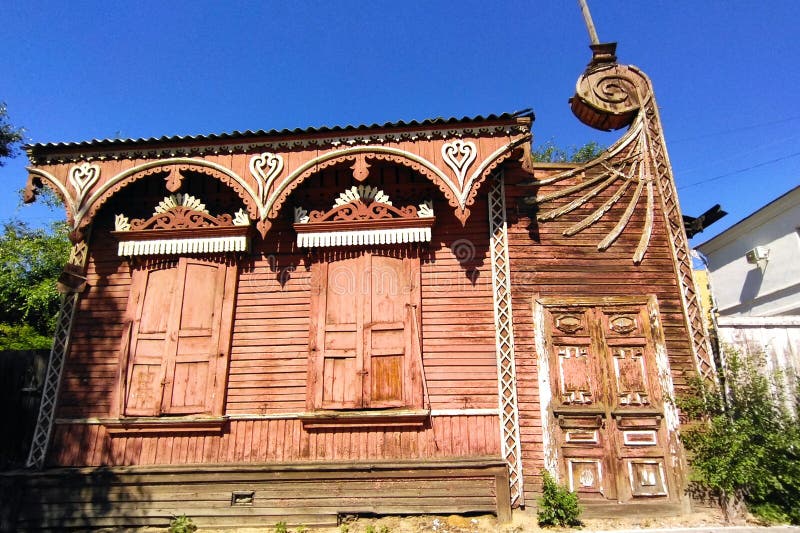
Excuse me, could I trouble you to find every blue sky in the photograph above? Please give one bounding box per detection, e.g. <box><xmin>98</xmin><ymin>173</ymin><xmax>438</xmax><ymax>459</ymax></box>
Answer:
<box><xmin>2</xmin><ymin>1</ymin><xmax>798</xmax><ymax>245</ymax></box>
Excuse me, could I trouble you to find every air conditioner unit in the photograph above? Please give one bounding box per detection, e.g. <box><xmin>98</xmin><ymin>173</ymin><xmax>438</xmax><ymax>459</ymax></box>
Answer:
<box><xmin>745</xmin><ymin>246</ymin><xmax>769</xmax><ymax>264</ymax></box>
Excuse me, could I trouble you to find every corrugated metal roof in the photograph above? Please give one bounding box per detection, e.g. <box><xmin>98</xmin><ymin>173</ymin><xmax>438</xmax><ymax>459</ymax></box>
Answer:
<box><xmin>26</xmin><ymin>109</ymin><xmax>534</xmax><ymax>152</ymax></box>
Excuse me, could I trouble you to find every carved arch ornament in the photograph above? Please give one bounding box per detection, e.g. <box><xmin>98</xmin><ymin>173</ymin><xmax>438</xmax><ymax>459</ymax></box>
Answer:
<box><xmin>257</xmin><ymin>141</ymin><xmax>530</xmax><ymax>234</ymax></box>
<box><xmin>525</xmin><ymin>42</ymin><xmax>716</xmax><ymax>383</ymax></box>
<box><xmin>25</xmin><ymin>158</ymin><xmax>259</xmax><ymax>243</ymax></box>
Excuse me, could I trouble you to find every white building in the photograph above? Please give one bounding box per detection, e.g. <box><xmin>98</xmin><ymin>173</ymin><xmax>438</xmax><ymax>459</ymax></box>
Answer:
<box><xmin>696</xmin><ymin>185</ymin><xmax>800</xmax><ymax>402</ymax></box>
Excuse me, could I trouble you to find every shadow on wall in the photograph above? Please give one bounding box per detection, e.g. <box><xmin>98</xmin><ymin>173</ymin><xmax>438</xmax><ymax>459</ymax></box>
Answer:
<box><xmin>738</xmin><ymin>266</ymin><xmax>765</xmax><ymax>312</ymax></box>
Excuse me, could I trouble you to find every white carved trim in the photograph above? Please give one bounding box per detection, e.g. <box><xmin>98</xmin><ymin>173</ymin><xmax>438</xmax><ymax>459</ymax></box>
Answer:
<box><xmin>442</xmin><ymin>140</ymin><xmax>477</xmax><ymax>188</ymax></box>
<box><xmin>297</xmin><ymin>227</ymin><xmax>431</xmax><ymax>248</ymax></box>
<box><xmin>623</xmin><ymin>430</ymin><xmax>658</xmax><ymax>446</ymax></box>
<box><xmin>418</xmin><ymin>200</ymin><xmax>434</xmax><ymax>218</ymax></box>
<box><xmin>118</xmin><ymin>236</ymin><xmax>249</xmax><ymax>256</ymax></box>
<box><xmin>567</xmin><ymin>458</ymin><xmax>603</xmax><ymax>493</ymax></box>
<box><xmin>334</xmin><ymin>184</ymin><xmax>391</xmax><ymax>207</ymax></box>
<box><xmin>115</xmin><ymin>214</ymin><xmax>131</xmax><ymax>231</ymax></box>
<box><xmin>27</xmin><ymin>167</ymin><xmax>77</xmax><ymax>224</ymax></box>
<box><xmin>154</xmin><ymin>193</ymin><xmax>207</xmax><ymax>215</ymax></box>
<box><xmin>69</xmin><ymin>162</ymin><xmax>101</xmax><ymax>208</ymax></box>
<box><xmin>488</xmin><ymin>170</ymin><xmax>524</xmax><ymax>506</ymax></box>
<box><xmin>250</xmin><ymin>152</ymin><xmax>284</xmax><ymax>212</ymax></box>
<box><xmin>294</xmin><ymin>206</ymin><xmax>309</xmax><ymax>224</ymax></box>
<box><xmin>233</xmin><ymin>209</ymin><xmax>249</xmax><ymax>226</ymax></box>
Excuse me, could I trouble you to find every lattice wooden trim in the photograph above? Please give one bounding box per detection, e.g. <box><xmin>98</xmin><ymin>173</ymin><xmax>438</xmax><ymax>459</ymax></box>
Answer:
<box><xmin>26</xmin><ymin>237</ymin><xmax>91</xmax><ymax>469</ymax></box>
<box><xmin>642</xmin><ymin>97</ymin><xmax>717</xmax><ymax>382</ymax></box>
<box><xmin>487</xmin><ymin>170</ymin><xmax>524</xmax><ymax>506</ymax></box>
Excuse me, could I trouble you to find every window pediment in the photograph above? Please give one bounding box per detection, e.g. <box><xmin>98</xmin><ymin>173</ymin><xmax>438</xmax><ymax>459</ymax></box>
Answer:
<box><xmin>112</xmin><ymin>193</ymin><xmax>251</xmax><ymax>256</ymax></box>
<box><xmin>294</xmin><ymin>185</ymin><xmax>434</xmax><ymax>248</ymax></box>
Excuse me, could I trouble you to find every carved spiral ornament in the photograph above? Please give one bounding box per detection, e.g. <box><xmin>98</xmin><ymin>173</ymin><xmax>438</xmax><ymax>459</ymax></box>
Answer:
<box><xmin>570</xmin><ymin>44</ymin><xmax>648</xmax><ymax>132</ymax></box>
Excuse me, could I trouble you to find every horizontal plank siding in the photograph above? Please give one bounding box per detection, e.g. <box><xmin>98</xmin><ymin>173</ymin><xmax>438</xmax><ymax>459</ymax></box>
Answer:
<box><xmin>1</xmin><ymin>460</ymin><xmax>510</xmax><ymax>530</ymax></box>
<box><xmin>49</xmin><ymin>165</ymin><xmax>501</xmax><ymax>468</ymax></box>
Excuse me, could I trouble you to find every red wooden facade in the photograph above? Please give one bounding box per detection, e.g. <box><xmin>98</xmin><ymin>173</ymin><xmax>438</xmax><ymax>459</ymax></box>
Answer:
<box><xmin>2</xmin><ymin>47</ymin><xmax>714</xmax><ymax>528</ymax></box>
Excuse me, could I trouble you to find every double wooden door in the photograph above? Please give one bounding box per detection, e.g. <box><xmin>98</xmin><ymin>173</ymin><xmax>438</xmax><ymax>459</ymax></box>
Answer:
<box><xmin>543</xmin><ymin>299</ymin><xmax>676</xmax><ymax>502</ymax></box>
<box><xmin>309</xmin><ymin>251</ymin><xmax>421</xmax><ymax>410</ymax></box>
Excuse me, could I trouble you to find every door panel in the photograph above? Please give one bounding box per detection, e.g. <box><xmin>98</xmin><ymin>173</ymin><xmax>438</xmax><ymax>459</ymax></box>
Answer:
<box><xmin>365</xmin><ymin>255</ymin><xmax>408</xmax><ymax>407</ymax></box>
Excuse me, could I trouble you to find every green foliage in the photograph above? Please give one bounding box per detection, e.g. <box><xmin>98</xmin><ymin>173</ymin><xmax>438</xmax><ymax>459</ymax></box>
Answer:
<box><xmin>168</xmin><ymin>514</ymin><xmax>197</xmax><ymax>533</ymax></box>
<box><xmin>378</xmin><ymin>526</ymin><xmax>390</xmax><ymax>533</ymax></box>
<box><xmin>0</xmin><ymin>220</ymin><xmax>70</xmax><ymax>350</ymax></box>
<box><xmin>365</xmin><ymin>525</ymin><xmax>376</xmax><ymax>533</ymax></box>
<box><xmin>0</xmin><ymin>102</ymin><xmax>24</xmax><ymax>165</ymax></box>
<box><xmin>537</xmin><ymin>470</ymin><xmax>582</xmax><ymax>527</ymax></box>
<box><xmin>679</xmin><ymin>350</ymin><xmax>800</xmax><ymax>524</ymax></box>
<box><xmin>295</xmin><ymin>525</ymin><xmax>309</xmax><ymax>533</ymax></box>
<box><xmin>531</xmin><ymin>140</ymin><xmax>604</xmax><ymax>163</ymax></box>
<box><xmin>274</xmin><ymin>521</ymin><xmax>288</xmax><ymax>533</ymax></box>
<box><xmin>338</xmin><ymin>524</ymin><xmax>349</xmax><ymax>533</ymax></box>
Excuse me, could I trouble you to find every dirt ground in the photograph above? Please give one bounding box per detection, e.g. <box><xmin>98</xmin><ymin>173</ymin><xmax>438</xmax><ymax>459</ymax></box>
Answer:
<box><xmin>182</xmin><ymin>507</ymin><xmax>734</xmax><ymax>533</ymax></box>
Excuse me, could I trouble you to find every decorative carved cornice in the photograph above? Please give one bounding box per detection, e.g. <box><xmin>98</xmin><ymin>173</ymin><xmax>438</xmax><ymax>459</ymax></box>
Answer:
<box><xmin>28</xmin><ymin>124</ymin><xmax>531</xmax><ymax>165</ymax></box>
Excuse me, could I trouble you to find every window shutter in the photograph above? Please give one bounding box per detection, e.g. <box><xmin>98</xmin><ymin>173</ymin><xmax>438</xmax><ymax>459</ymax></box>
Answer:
<box><xmin>123</xmin><ymin>257</ymin><xmax>236</xmax><ymax>417</ymax></box>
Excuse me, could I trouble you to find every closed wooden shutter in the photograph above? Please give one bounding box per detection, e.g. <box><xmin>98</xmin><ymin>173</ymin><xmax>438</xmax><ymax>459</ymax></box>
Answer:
<box><xmin>124</xmin><ymin>257</ymin><xmax>236</xmax><ymax>417</ymax></box>
<box><xmin>310</xmin><ymin>251</ymin><xmax>420</xmax><ymax>410</ymax></box>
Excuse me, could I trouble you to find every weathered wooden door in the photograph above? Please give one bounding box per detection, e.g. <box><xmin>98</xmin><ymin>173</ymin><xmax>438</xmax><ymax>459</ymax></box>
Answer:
<box><xmin>310</xmin><ymin>251</ymin><xmax>419</xmax><ymax>410</ymax></box>
<box><xmin>125</xmin><ymin>257</ymin><xmax>231</xmax><ymax>416</ymax></box>
<box><xmin>544</xmin><ymin>300</ymin><xmax>674</xmax><ymax>502</ymax></box>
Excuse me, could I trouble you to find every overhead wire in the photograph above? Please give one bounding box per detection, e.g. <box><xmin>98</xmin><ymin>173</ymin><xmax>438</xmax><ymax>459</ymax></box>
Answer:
<box><xmin>678</xmin><ymin>150</ymin><xmax>800</xmax><ymax>190</ymax></box>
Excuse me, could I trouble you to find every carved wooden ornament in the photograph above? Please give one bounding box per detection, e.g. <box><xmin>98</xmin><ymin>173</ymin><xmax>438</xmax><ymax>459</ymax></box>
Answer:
<box><xmin>294</xmin><ymin>185</ymin><xmax>435</xmax><ymax>248</ymax></box>
<box><xmin>113</xmin><ymin>194</ymin><xmax>251</xmax><ymax>256</ymax></box>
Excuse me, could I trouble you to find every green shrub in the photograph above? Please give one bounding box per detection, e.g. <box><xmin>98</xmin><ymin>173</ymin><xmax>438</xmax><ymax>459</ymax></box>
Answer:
<box><xmin>537</xmin><ymin>470</ymin><xmax>582</xmax><ymax>527</ymax></box>
<box><xmin>274</xmin><ymin>521</ymin><xmax>288</xmax><ymax>533</ymax></box>
<box><xmin>679</xmin><ymin>349</ymin><xmax>800</xmax><ymax>524</ymax></box>
<box><xmin>168</xmin><ymin>514</ymin><xmax>197</xmax><ymax>533</ymax></box>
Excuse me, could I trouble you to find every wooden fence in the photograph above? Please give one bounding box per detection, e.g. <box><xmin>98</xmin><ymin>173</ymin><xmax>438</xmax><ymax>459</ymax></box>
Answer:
<box><xmin>0</xmin><ymin>350</ymin><xmax>48</xmax><ymax>470</ymax></box>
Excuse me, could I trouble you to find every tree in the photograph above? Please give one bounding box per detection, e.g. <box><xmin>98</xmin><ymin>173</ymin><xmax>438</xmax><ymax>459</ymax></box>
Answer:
<box><xmin>0</xmin><ymin>220</ymin><xmax>71</xmax><ymax>350</ymax></box>
<box><xmin>679</xmin><ymin>350</ymin><xmax>800</xmax><ymax>524</ymax></box>
<box><xmin>0</xmin><ymin>102</ymin><xmax>24</xmax><ymax>165</ymax></box>
<box><xmin>531</xmin><ymin>139</ymin><xmax>604</xmax><ymax>163</ymax></box>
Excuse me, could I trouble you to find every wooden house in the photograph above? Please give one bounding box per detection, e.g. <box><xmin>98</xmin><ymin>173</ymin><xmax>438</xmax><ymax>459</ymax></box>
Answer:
<box><xmin>1</xmin><ymin>44</ymin><xmax>715</xmax><ymax>529</ymax></box>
